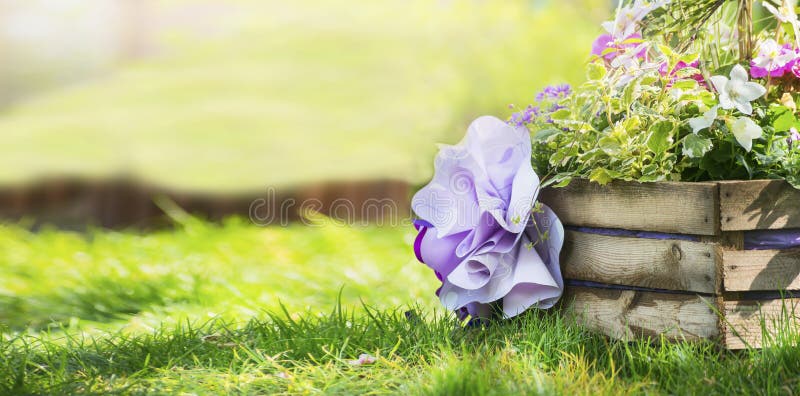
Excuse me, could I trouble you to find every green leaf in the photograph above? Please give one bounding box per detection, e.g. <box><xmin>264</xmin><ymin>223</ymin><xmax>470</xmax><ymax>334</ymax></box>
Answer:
<box><xmin>678</xmin><ymin>53</ymin><xmax>699</xmax><ymax>64</ymax></box>
<box><xmin>541</xmin><ymin>173</ymin><xmax>573</xmax><ymax>188</ymax></box>
<box><xmin>589</xmin><ymin>168</ymin><xmax>622</xmax><ymax>185</ymax></box>
<box><xmin>674</xmin><ymin>67</ymin><xmax>701</xmax><ymax>79</ymax></box>
<box><xmin>598</xmin><ymin>136</ymin><xmax>621</xmax><ymax>155</ymax></box>
<box><xmin>670</xmin><ymin>79</ymin><xmax>698</xmax><ymax>90</ymax></box>
<box><xmin>532</xmin><ymin>128</ymin><xmax>561</xmax><ymax>142</ymax></box>
<box><xmin>549</xmin><ymin>109</ymin><xmax>571</xmax><ymax>121</ymax></box>
<box><xmin>586</xmin><ymin>61</ymin><xmax>607</xmax><ymax>80</ymax></box>
<box><xmin>622</xmin><ymin>76</ymin><xmax>642</xmax><ymax>108</ymax></box>
<box><xmin>647</xmin><ymin>121</ymin><xmax>674</xmax><ymax>154</ymax></box>
<box><xmin>681</xmin><ymin>134</ymin><xmax>713</xmax><ymax>158</ymax></box>
<box><xmin>736</xmin><ymin>154</ymin><xmax>753</xmax><ymax>179</ymax></box>
<box><xmin>772</xmin><ymin>106</ymin><xmax>796</xmax><ymax>132</ymax></box>
<box><xmin>657</xmin><ymin>44</ymin><xmax>674</xmax><ymax>58</ymax></box>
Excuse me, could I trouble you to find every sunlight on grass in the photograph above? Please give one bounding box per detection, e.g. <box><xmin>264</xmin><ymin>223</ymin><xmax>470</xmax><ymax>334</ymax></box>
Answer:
<box><xmin>0</xmin><ymin>218</ymin><xmax>437</xmax><ymax>334</ymax></box>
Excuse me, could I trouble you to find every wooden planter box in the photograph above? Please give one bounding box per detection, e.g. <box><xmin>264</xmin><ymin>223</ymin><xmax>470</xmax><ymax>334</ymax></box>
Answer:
<box><xmin>539</xmin><ymin>179</ymin><xmax>800</xmax><ymax>349</ymax></box>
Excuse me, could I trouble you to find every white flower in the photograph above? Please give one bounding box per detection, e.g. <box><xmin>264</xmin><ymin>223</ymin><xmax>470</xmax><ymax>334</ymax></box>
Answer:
<box><xmin>709</xmin><ymin>64</ymin><xmax>767</xmax><ymax>115</ymax></box>
<box><xmin>763</xmin><ymin>0</ymin><xmax>798</xmax><ymax>24</ymax></box>
<box><xmin>764</xmin><ymin>0</ymin><xmax>800</xmax><ymax>47</ymax></box>
<box><xmin>707</xmin><ymin>24</ymin><xmax>736</xmax><ymax>47</ymax></box>
<box><xmin>688</xmin><ymin>105</ymin><xmax>719</xmax><ymax>134</ymax></box>
<box><xmin>610</xmin><ymin>43</ymin><xmax>648</xmax><ymax>70</ymax></box>
<box><xmin>602</xmin><ymin>0</ymin><xmax>671</xmax><ymax>39</ymax></box>
<box><xmin>752</xmin><ymin>39</ymin><xmax>797</xmax><ymax>71</ymax></box>
<box><xmin>731</xmin><ymin>117</ymin><xmax>763</xmax><ymax>152</ymax></box>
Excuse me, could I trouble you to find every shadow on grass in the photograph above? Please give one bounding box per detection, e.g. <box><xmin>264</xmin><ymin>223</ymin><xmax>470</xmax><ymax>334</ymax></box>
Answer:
<box><xmin>0</xmin><ymin>275</ymin><xmax>203</xmax><ymax>331</ymax></box>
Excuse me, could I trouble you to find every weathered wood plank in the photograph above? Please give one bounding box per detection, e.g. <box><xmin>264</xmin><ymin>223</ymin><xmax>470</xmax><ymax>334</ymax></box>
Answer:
<box><xmin>722</xmin><ymin>248</ymin><xmax>800</xmax><ymax>291</ymax></box>
<box><xmin>564</xmin><ymin>287</ymin><xmax>719</xmax><ymax>341</ymax></box>
<box><xmin>563</xmin><ymin>231</ymin><xmax>719</xmax><ymax>294</ymax></box>
<box><xmin>720</xmin><ymin>180</ymin><xmax>800</xmax><ymax>231</ymax></box>
<box><xmin>539</xmin><ymin>179</ymin><xmax>719</xmax><ymax>235</ymax></box>
<box><xmin>723</xmin><ymin>299</ymin><xmax>800</xmax><ymax>349</ymax></box>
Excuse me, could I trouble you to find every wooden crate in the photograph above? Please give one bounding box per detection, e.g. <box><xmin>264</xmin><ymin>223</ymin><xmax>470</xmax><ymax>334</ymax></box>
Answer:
<box><xmin>539</xmin><ymin>179</ymin><xmax>800</xmax><ymax>349</ymax></box>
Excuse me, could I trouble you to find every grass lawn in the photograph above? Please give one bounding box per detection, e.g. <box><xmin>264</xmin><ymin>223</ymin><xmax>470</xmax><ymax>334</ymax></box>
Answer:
<box><xmin>2</xmin><ymin>218</ymin><xmax>800</xmax><ymax>395</ymax></box>
<box><xmin>0</xmin><ymin>0</ymin><xmax>601</xmax><ymax>193</ymax></box>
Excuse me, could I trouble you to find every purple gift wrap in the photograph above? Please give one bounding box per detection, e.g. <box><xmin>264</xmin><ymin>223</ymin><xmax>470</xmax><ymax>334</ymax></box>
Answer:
<box><xmin>571</xmin><ymin>226</ymin><xmax>800</xmax><ymax>251</ymax></box>
<box><xmin>411</xmin><ymin>116</ymin><xmax>564</xmax><ymax>318</ymax></box>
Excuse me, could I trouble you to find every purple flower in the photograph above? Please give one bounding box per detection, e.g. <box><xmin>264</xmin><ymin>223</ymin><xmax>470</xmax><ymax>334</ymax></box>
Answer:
<box><xmin>508</xmin><ymin>105</ymin><xmax>540</xmax><ymax>127</ymax></box>
<box><xmin>411</xmin><ymin>116</ymin><xmax>564</xmax><ymax>318</ymax></box>
<box><xmin>790</xmin><ymin>127</ymin><xmax>800</xmax><ymax>147</ymax></box>
<box><xmin>591</xmin><ymin>33</ymin><xmax>646</xmax><ymax>62</ymax></box>
<box><xmin>535</xmin><ymin>84</ymin><xmax>572</xmax><ymax>102</ymax></box>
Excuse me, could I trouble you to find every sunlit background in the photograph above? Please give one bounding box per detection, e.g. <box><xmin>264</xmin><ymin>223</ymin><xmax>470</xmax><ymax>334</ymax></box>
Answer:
<box><xmin>0</xmin><ymin>0</ymin><xmax>611</xmax><ymax>332</ymax></box>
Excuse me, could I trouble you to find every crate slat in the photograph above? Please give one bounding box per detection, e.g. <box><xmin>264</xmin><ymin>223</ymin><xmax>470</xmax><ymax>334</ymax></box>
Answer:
<box><xmin>723</xmin><ymin>299</ymin><xmax>800</xmax><ymax>349</ymax></box>
<box><xmin>563</xmin><ymin>230</ymin><xmax>718</xmax><ymax>294</ymax></box>
<box><xmin>720</xmin><ymin>180</ymin><xmax>800</xmax><ymax>231</ymax></box>
<box><xmin>723</xmin><ymin>248</ymin><xmax>800</xmax><ymax>291</ymax></box>
<box><xmin>539</xmin><ymin>179</ymin><xmax>719</xmax><ymax>235</ymax></box>
<box><xmin>564</xmin><ymin>286</ymin><xmax>719</xmax><ymax>341</ymax></box>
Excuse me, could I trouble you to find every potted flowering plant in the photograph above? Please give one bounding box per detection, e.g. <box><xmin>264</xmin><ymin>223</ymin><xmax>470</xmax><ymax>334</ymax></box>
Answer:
<box><xmin>508</xmin><ymin>0</ymin><xmax>800</xmax><ymax>348</ymax></box>
<box><xmin>515</xmin><ymin>0</ymin><xmax>800</xmax><ymax>189</ymax></box>
<box><xmin>411</xmin><ymin>0</ymin><xmax>800</xmax><ymax>348</ymax></box>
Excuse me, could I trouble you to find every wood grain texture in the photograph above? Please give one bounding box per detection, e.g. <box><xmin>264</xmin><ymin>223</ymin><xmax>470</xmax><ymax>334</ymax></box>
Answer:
<box><xmin>563</xmin><ymin>230</ymin><xmax>719</xmax><ymax>294</ymax></box>
<box><xmin>539</xmin><ymin>179</ymin><xmax>719</xmax><ymax>235</ymax></box>
<box><xmin>723</xmin><ymin>299</ymin><xmax>800</xmax><ymax>349</ymax></box>
<box><xmin>723</xmin><ymin>248</ymin><xmax>800</xmax><ymax>291</ymax></box>
<box><xmin>564</xmin><ymin>287</ymin><xmax>719</xmax><ymax>341</ymax></box>
<box><xmin>720</xmin><ymin>180</ymin><xmax>800</xmax><ymax>231</ymax></box>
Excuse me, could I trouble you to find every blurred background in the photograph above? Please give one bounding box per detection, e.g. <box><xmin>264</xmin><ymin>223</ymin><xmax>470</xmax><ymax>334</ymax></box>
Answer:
<box><xmin>0</xmin><ymin>0</ymin><xmax>612</xmax><ymax>332</ymax></box>
<box><xmin>0</xmin><ymin>0</ymin><xmax>609</xmax><ymax>227</ymax></box>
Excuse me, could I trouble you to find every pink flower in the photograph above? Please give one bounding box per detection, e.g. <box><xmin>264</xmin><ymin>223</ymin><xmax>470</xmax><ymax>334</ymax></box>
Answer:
<box><xmin>659</xmin><ymin>60</ymin><xmax>705</xmax><ymax>87</ymax></box>
<box><xmin>591</xmin><ymin>33</ymin><xmax>646</xmax><ymax>62</ymax></box>
<box><xmin>792</xmin><ymin>60</ymin><xmax>800</xmax><ymax>78</ymax></box>
<box><xmin>751</xmin><ymin>40</ymin><xmax>797</xmax><ymax>78</ymax></box>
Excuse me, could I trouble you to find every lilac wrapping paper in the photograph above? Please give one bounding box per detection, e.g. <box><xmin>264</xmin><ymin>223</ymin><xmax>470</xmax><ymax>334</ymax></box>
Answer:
<box><xmin>411</xmin><ymin>116</ymin><xmax>564</xmax><ymax>318</ymax></box>
<box><xmin>570</xmin><ymin>226</ymin><xmax>800</xmax><ymax>250</ymax></box>
<box><xmin>742</xmin><ymin>229</ymin><xmax>800</xmax><ymax>250</ymax></box>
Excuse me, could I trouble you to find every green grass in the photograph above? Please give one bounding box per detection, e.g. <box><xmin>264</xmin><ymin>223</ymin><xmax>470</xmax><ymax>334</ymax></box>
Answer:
<box><xmin>0</xmin><ymin>216</ymin><xmax>436</xmax><ymax>332</ymax></box>
<box><xmin>2</xmin><ymin>219</ymin><xmax>800</xmax><ymax>394</ymax></box>
<box><xmin>0</xmin><ymin>0</ymin><xmax>602</xmax><ymax>192</ymax></box>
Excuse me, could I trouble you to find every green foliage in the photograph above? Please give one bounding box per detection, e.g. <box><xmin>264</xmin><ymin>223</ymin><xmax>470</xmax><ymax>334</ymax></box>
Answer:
<box><xmin>526</xmin><ymin>1</ymin><xmax>800</xmax><ymax>189</ymax></box>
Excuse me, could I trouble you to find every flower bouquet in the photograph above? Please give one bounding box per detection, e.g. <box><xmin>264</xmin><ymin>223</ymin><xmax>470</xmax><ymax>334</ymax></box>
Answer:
<box><xmin>412</xmin><ymin>0</ymin><xmax>800</xmax><ymax>347</ymax></box>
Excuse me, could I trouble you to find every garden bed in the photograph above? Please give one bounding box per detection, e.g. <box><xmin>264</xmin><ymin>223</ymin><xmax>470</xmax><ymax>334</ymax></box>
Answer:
<box><xmin>540</xmin><ymin>179</ymin><xmax>800</xmax><ymax>349</ymax></box>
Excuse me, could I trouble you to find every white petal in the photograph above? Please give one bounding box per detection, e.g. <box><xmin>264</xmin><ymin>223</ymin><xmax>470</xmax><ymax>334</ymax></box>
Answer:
<box><xmin>735</xmin><ymin>100</ymin><xmax>753</xmax><ymax>115</ymax></box>
<box><xmin>730</xmin><ymin>64</ymin><xmax>749</xmax><ymax>82</ymax></box>
<box><xmin>688</xmin><ymin>105</ymin><xmax>718</xmax><ymax>133</ymax></box>
<box><xmin>737</xmin><ymin>81</ymin><xmax>767</xmax><ymax>102</ymax></box>
<box><xmin>731</xmin><ymin>117</ymin><xmax>763</xmax><ymax>152</ymax></box>
<box><xmin>688</xmin><ymin>117</ymin><xmax>712</xmax><ymax>134</ymax></box>
<box><xmin>777</xmin><ymin>52</ymin><xmax>798</xmax><ymax>65</ymax></box>
<box><xmin>601</xmin><ymin>21</ymin><xmax>615</xmax><ymax>34</ymax></box>
<box><xmin>718</xmin><ymin>92</ymin><xmax>735</xmax><ymax>110</ymax></box>
<box><xmin>709</xmin><ymin>75</ymin><xmax>729</xmax><ymax>94</ymax></box>
<box><xmin>763</xmin><ymin>2</ymin><xmax>784</xmax><ymax>21</ymax></box>
<box><xmin>752</xmin><ymin>54</ymin><xmax>771</xmax><ymax>68</ymax></box>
